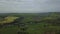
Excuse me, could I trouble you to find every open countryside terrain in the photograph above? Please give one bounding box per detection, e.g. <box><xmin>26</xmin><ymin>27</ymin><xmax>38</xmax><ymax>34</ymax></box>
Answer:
<box><xmin>0</xmin><ymin>12</ymin><xmax>60</xmax><ymax>34</ymax></box>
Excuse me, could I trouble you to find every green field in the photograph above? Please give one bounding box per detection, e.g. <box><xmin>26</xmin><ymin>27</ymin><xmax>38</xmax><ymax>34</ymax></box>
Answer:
<box><xmin>0</xmin><ymin>12</ymin><xmax>60</xmax><ymax>34</ymax></box>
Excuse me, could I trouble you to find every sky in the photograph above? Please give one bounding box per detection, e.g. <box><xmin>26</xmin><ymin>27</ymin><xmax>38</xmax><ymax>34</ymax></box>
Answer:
<box><xmin>0</xmin><ymin>0</ymin><xmax>60</xmax><ymax>13</ymax></box>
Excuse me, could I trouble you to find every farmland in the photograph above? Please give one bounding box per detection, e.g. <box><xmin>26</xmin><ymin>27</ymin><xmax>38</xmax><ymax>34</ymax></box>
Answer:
<box><xmin>0</xmin><ymin>12</ymin><xmax>60</xmax><ymax>34</ymax></box>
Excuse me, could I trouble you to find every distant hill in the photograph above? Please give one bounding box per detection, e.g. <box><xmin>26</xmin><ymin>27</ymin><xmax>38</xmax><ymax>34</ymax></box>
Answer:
<box><xmin>0</xmin><ymin>12</ymin><xmax>60</xmax><ymax>18</ymax></box>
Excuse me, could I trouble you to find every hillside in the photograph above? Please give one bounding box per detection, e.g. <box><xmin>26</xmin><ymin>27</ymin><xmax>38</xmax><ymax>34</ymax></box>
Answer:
<box><xmin>0</xmin><ymin>12</ymin><xmax>60</xmax><ymax>34</ymax></box>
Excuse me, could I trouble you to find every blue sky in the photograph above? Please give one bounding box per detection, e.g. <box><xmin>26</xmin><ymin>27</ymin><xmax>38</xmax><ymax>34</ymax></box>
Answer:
<box><xmin>0</xmin><ymin>0</ymin><xmax>60</xmax><ymax>13</ymax></box>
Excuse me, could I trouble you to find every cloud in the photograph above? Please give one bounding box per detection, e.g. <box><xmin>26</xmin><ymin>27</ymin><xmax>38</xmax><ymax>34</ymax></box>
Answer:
<box><xmin>34</xmin><ymin>0</ymin><xmax>60</xmax><ymax>12</ymax></box>
<box><xmin>0</xmin><ymin>0</ymin><xmax>60</xmax><ymax>13</ymax></box>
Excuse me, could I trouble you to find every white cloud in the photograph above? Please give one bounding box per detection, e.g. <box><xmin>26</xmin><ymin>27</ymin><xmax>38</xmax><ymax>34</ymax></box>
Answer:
<box><xmin>0</xmin><ymin>0</ymin><xmax>60</xmax><ymax>13</ymax></box>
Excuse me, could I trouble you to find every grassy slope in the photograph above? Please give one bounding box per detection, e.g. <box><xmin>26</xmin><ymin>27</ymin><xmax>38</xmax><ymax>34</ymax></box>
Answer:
<box><xmin>0</xmin><ymin>25</ymin><xmax>18</xmax><ymax>34</ymax></box>
<box><xmin>0</xmin><ymin>23</ymin><xmax>60</xmax><ymax>34</ymax></box>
